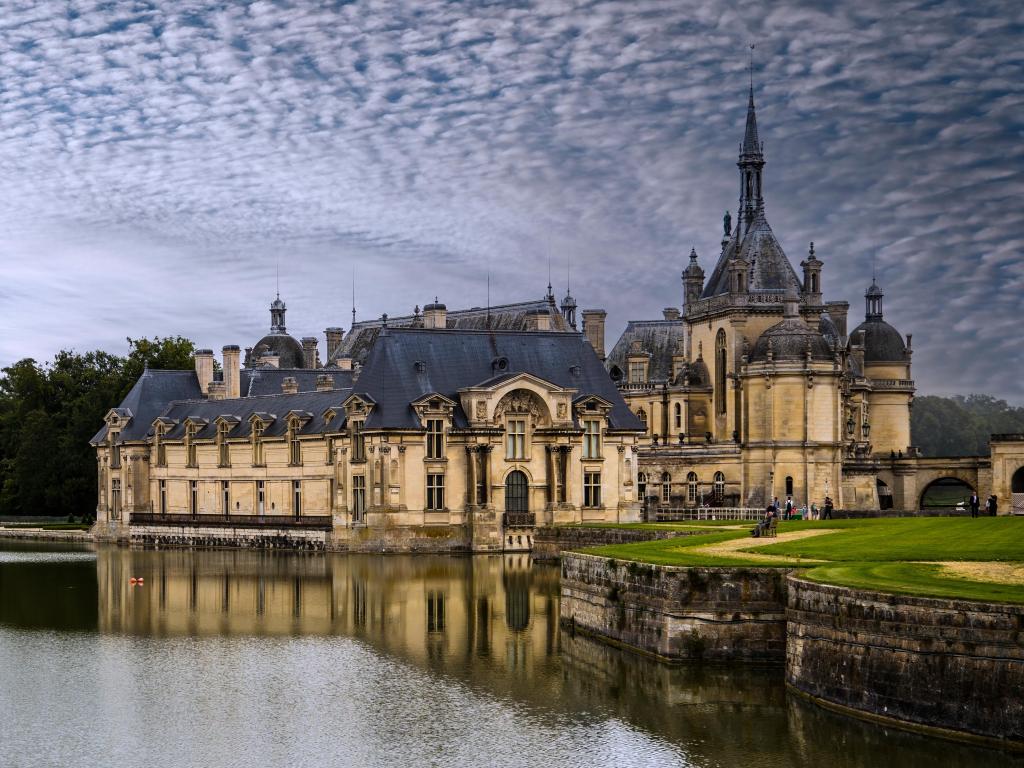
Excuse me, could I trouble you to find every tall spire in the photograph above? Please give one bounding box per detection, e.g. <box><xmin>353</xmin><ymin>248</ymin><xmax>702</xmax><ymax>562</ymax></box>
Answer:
<box><xmin>737</xmin><ymin>44</ymin><xmax>765</xmax><ymax>235</ymax></box>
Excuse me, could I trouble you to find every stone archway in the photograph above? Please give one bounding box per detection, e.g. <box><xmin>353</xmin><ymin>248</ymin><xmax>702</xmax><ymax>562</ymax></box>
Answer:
<box><xmin>1012</xmin><ymin>466</ymin><xmax>1024</xmax><ymax>514</ymax></box>
<box><xmin>920</xmin><ymin>477</ymin><xmax>975</xmax><ymax>510</ymax></box>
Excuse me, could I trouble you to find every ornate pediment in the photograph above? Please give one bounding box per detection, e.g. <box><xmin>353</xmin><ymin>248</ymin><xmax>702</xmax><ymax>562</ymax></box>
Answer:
<box><xmin>493</xmin><ymin>389</ymin><xmax>547</xmax><ymax>427</ymax></box>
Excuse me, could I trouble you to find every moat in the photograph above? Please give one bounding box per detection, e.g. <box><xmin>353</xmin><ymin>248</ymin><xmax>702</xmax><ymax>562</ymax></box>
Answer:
<box><xmin>0</xmin><ymin>541</ymin><xmax>1017</xmax><ymax>768</ymax></box>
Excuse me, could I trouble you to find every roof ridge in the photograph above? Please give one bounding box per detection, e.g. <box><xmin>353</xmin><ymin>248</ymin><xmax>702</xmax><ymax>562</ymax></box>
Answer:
<box><xmin>165</xmin><ymin>386</ymin><xmax>354</xmax><ymax>408</ymax></box>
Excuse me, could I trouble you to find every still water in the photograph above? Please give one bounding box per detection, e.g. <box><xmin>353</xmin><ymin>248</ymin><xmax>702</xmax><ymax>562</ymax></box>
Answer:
<box><xmin>0</xmin><ymin>541</ymin><xmax>1017</xmax><ymax>768</ymax></box>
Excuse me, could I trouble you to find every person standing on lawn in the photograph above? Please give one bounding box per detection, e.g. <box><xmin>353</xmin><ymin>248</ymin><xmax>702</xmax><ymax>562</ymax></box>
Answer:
<box><xmin>990</xmin><ymin>495</ymin><xmax>998</xmax><ymax>516</ymax></box>
<box><xmin>969</xmin><ymin>493</ymin><xmax>980</xmax><ymax>518</ymax></box>
<box><xmin>784</xmin><ymin>496</ymin><xmax>794</xmax><ymax>520</ymax></box>
<box><xmin>822</xmin><ymin>497</ymin><xmax>833</xmax><ymax>519</ymax></box>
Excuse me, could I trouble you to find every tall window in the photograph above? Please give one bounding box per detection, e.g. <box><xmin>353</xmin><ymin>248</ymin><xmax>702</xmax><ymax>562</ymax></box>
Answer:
<box><xmin>637</xmin><ymin>472</ymin><xmax>647</xmax><ymax>500</ymax></box>
<box><xmin>218</xmin><ymin>423</ymin><xmax>230</xmax><ymax>467</ymax></box>
<box><xmin>584</xmin><ymin>472</ymin><xmax>601</xmax><ymax>508</ymax></box>
<box><xmin>661</xmin><ymin>472</ymin><xmax>672</xmax><ymax>503</ymax></box>
<box><xmin>185</xmin><ymin>423</ymin><xmax>198</xmax><ymax>467</ymax></box>
<box><xmin>189</xmin><ymin>479</ymin><xmax>198</xmax><ymax>516</ymax></box>
<box><xmin>674</xmin><ymin>403</ymin><xmax>682</xmax><ymax>430</ymax></box>
<box><xmin>352</xmin><ymin>476</ymin><xmax>366</xmax><ymax>520</ymax></box>
<box><xmin>715</xmin><ymin>329</ymin><xmax>728</xmax><ymax>416</ymax></box>
<box><xmin>257</xmin><ymin>480</ymin><xmax>265</xmax><ymax>515</ymax></box>
<box><xmin>111</xmin><ymin>478</ymin><xmax>122</xmax><ymax>520</ymax></box>
<box><xmin>155</xmin><ymin>426</ymin><xmax>166</xmax><ymax>467</ymax></box>
<box><xmin>785</xmin><ymin>476</ymin><xmax>794</xmax><ymax>496</ymax></box>
<box><xmin>326</xmin><ymin>436</ymin><xmax>335</xmax><ymax>465</ymax></box>
<box><xmin>506</xmin><ymin>419</ymin><xmax>526</xmax><ymax>460</ymax></box>
<box><xmin>159</xmin><ymin>479</ymin><xmax>167</xmax><ymax>516</ymax></box>
<box><xmin>351</xmin><ymin>420</ymin><xmax>365</xmax><ymax>462</ymax></box>
<box><xmin>714</xmin><ymin>471</ymin><xmax>725</xmax><ymax>502</ymax></box>
<box><xmin>222</xmin><ymin>480</ymin><xmax>230</xmax><ymax>514</ymax></box>
<box><xmin>583</xmin><ymin>419</ymin><xmax>601</xmax><ymax>459</ymax></box>
<box><xmin>289</xmin><ymin>423</ymin><xmax>302</xmax><ymax>466</ymax></box>
<box><xmin>292</xmin><ymin>480</ymin><xmax>302</xmax><ymax>517</ymax></box>
<box><xmin>109</xmin><ymin>434</ymin><xmax>121</xmax><ymax>469</ymax></box>
<box><xmin>687</xmin><ymin>471</ymin><xmax>699</xmax><ymax>504</ymax></box>
<box><xmin>628</xmin><ymin>361</ymin><xmax>645</xmax><ymax>383</ymax></box>
<box><xmin>426</xmin><ymin>473</ymin><xmax>445</xmax><ymax>510</ymax></box>
<box><xmin>637</xmin><ymin>408</ymin><xmax>648</xmax><ymax>433</ymax></box>
<box><xmin>252</xmin><ymin>422</ymin><xmax>265</xmax><ymax>466</ymax></box>
<box><xmin>505</xmin><ymin>470</ymin><xmax>528</xmax><ymax>513</ymax></box>
<box><xmin>425</xmin><ymin>419</ymin><xmax>444</xmax><ymax>459</ymax></box>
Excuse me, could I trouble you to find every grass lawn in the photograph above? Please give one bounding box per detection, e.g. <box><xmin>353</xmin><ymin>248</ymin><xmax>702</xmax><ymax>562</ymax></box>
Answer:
<box><xmin>579</xmin><ymin>517</ymin><xmax>1024</xmax><ymax>603</ymax></box>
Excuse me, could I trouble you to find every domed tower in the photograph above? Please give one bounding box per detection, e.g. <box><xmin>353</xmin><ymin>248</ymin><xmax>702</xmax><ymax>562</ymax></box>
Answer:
<box><xmin>741</xmin><ymin>288</ymin><xmax>843</xmax><ymax>508</ymax></box>
<box><xmin>848</xmin><ymin>278</ymin><xmax>914</xmax><ymax>455</ymax></box>
<box><xmin>251</xmin><ymin>294</ymin><xmax>306</xmax><ymax>369</ymax></box>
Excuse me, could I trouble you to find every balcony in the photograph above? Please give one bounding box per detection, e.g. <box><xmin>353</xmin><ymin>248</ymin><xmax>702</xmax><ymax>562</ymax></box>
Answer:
<box><xmin>502</xmin><ymin>512</ymin><xmax>536</xmax><ymax>528</ymax></box>
<box><xmin>130</xmin><ymin>513</ymin><xmax>332</xmax><ymax>530</ymax></box>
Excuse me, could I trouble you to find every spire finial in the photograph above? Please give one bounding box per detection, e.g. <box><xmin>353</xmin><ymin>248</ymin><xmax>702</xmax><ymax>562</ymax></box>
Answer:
<box><xmin>351</xmin><ymin>265</ymin><xmax>356</xmax><ymax>327</ymax></box>
<box><xmin>749</xmin><ymin>43</ymin><xmax>755</xmax><ymax>94</ymax></box>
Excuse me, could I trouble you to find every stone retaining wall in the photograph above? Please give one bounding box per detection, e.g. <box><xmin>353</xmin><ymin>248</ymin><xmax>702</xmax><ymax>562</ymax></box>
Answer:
<box><xmin>0</xmin><ymin>527</ymin><xmax>94</xmax><ymax>543</ymax></box>
<box><xmin>560</xmin><ymin>552</ymin><xmax>788</xmax><ymax>662</ymax></box>
<box><xmin>786</xmin><ymin>576</ymin><xmax>1024</xmax><ymax>747</ymax></box>
<box><xmin>532</xmin><ymin>526</ymin><xmax>702</xmax><ymax>561</ymax></box>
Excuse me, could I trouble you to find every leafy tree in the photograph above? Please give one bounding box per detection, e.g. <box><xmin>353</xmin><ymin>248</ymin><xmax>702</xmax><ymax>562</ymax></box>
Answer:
<box><xmin>911</xmin><ymin>394</ymin><xmax>1024</xmax><ymax>457</ymax></box>
<box><xmin>0</xmin><ymin>337</ymin><xmax>195</xmax><ymax>517</ymax></box>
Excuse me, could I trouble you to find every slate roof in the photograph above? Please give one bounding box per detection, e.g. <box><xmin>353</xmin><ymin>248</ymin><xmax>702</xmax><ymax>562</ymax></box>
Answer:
<box><xmin>849</xmin><ymin>319</ymin><xmax>907</xmax><ymax>363</ymax></box>
<box><xmin>90</xmin><ymin>369</ymin><xmax>203</xmax><ymax>445</ymax></box>
<box><xmin>157</xmin><ymin>389</ymin><xmax>352</xmax><ymax>441</ymax></box>
<box><xmin>241</xmin><ymin>367</ymin><xmax>353</xmax><ymax>397</ymax></box>
<box><xmin>701</xmin><ymin>213</ymin><xmax>803</xmax><ymax>298</ymax></box>
<box><xmin>353</xmin><ymin>328</ymin><xmax>643</xmax><ymax>432</ymax></box>
<box><xmin>251</xmin><ymin>332</ymin><xmax>305</xmax><ymax>368</ymax></box>
<box><xmin>749</xmin><ymin>317</ymin><xmax>834</xmax><ymax>363</ymax></box>
<box><xmin>605</xmin><ymin>320</ymin><xmax>686</xmax><ymax>383</ymax></box>
<box><xmin>336</xmin><ymin>297</ymin><xmax>571</xmax><ymax>365</ymax></box>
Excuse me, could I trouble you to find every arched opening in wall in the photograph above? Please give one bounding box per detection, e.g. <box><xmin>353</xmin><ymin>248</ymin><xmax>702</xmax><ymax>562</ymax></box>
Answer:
<box><xmin>687</xmin><ymin>472</ymin><xmax>698</xmax><ymax>505</ymax></box>
<box><xmin>637</xmin><ymin>472</ymin><xmax>647</xmax><ymax>500</ymax></box>
<box><xmin>505</xmin><ymin>471</ymin><xmax>529</xmax><ymax>513</ymax></box>
<box><xmin>713</xmin><ymin>472</ymin><xmax>725</xmax><ymax>503</ymax></box>
<box><xmin>876</xmin><ymin>478</ymin><xmax>893</xmax><ymax>510</ymax></box>
<box><xmin>637</xmin><ymin>408</ymin><xmax>648</xmax><ymax>434</ymax></box>
<box><xmin>661</xmin><ymin>472</ymin><xmax>672</xmax><ymax>504</ymax></box>
<box><xmin>1011</xmin><ymin>466</ymin><xmax>1024</xmax><ymax>514</ymax></box>
<box><xmin>785</xmin><ymin>476</ymin><xmax>794</xmax><ymax>497</ymax></box>
<box><xmin>674</xmin><ymin>402</ymin><xmax>682</xmax><ymax>430</ymax></box>
<box><xmin>715</xmin><ymin>329</ymin><xmax>728</xmax><ymax>416</ymax></box>
<box><xmin>920</xmin><ymin>477</ymin><xmax>974</xmax><ymax>510</ymax></box>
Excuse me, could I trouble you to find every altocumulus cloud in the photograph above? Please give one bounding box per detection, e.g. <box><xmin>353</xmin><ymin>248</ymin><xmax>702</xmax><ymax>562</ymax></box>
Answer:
<box><xmin>0</xmin><ymin>0</ymin><xmax>1021</xmax><ymax>401</ymax></box>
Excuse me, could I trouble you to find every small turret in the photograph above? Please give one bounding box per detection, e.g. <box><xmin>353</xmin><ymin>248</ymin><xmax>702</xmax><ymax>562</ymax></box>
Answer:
<box><xmin>683</xmin><ymin>248</ymin><xmax>705</xmax><ymax>306</ymax></box>
<box><xmin>801</xmin><ymin>241</ymin><xmax>823</xmax><ymax>306</ymax></box>
<box><xmin>561</xmin><ymin>291</ymin><xmax>577</xmax><ymax>329</ymax></box>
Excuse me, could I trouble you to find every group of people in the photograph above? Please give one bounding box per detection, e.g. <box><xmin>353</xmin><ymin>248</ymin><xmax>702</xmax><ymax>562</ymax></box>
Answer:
<box><xmin>968</xmin><ymin>493</ymin><xmax>999</xmax><ymax>517</ymax></box>
<box><xmin>751</xmin><ymin>494</ymin><xmax>835</xmax><ymax>537</ymax></box>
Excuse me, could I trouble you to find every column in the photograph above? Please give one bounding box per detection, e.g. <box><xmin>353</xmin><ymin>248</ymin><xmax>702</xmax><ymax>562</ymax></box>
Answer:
<box><xmin>466</xmin><ymin>445</ymin><xmax>477</xmax><ymax>506</ymax></box>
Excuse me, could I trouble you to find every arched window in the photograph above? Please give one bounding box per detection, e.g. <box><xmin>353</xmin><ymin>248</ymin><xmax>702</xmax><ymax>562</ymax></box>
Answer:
<box><xmin>785</xmin><ymin>476</ymin><xmax>794</xmax><ymax>496</ymax></box>
<box><xmin>713</xmin><ymin>471</ymin><xmax>725</xmax><ymax>501</ymax></box>
<box><xmin>715</xmin><ymin>329</ymin><xmax>728</xmax><ymax>416</ymax></box>
<box><xmin>505</xmin><ymin>470</ymin><xmax>529</xmax><ymax>513</ymax></box>
<box><xmin>661</xmin><ymin>472</ymin><xmax>672</xmax><ymax>503</ymax></box>
<box><xmin>687</xmin><ymin>472</ymin><xmax>699</xmax><ymax>504</ymax></box>
<box><xmin>637</xmin><ymin>408</ymin><xmax>648</xmax><ymax>433</ymax></box>
<box><xmin>637</xmin><ymin>472</ymin><xmax>647</xmax><ymax>500</ymax></box>
<box><xmin>674</xmin><ymin>402</ymin><xmax>682</xmax><ymax>430</ymax></box>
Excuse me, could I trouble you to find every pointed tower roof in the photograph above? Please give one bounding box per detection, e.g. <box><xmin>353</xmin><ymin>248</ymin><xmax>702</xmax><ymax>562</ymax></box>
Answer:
<box><xmin>741</xmin><ymin>85</ymin><xmax>762</xmax><ymax>159</ymax></box>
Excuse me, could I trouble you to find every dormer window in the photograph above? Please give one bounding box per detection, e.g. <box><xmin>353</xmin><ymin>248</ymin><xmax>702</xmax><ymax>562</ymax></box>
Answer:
<box><xmin>218</xmin><ymin>422</ymin><xmax>231</xmax><ymax>467</ymax></box>
<box><xmin>426</xmin><ymin>418</ymin><xmax>444</xmax><ymax>460</ymax></box>
<box><xmin>288</xmin><ymin>418</ymin><xmax>302</xmax><ymax>466</ymax></box>
<box><xmin>628</xmin><ymin>361</ymin><xmax>646</xmax><ymax>384</ymax></box>
<box><xmin>185</xmin><ymin>423</ymin><xmax>198</xmax><ymax>467</ymax></box>
<box><xmin>351</xmin><ymin>419</ymin><xmax>365</xmax><ymax>462</ymax></box>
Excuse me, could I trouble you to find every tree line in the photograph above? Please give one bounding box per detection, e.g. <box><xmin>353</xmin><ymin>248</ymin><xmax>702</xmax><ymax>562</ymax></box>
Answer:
<box><xmin>911</xmin><ymin>394</ymin><xmax>1024</xmax><ymax>457</ymax></box>
<box><xmin>0</xmin><ymin>337</ymin><xmax>195</xmax><ymax>518</ymax></box>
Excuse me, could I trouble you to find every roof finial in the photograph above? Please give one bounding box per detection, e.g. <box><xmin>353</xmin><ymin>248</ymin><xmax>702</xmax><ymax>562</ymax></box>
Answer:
<box><xmin>351</xmin><ymin>265</ymin><xmax>356</xmax><ymax>328</ymax></box>
<box><xmin>749</xmin><ymin>43</ymin><xmax>755</xmax><ymax>93</ymax></box>
<box><xmin>276</xmin><ymin>255</ymin><xmax>280</xmax><ymax>300</ymax></box>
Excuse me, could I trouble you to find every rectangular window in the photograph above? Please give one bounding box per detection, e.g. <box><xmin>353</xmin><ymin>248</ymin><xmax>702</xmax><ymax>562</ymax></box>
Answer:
<box><xmin>111</xmin><ymin>478</ymin><xmax>122</xmax><ymax>519</ymax></box>
<box><xmin>506</xmin><ymin>419</ymin><xmax>526</xmax><ymax>460</ymax></box>
<box><xmin>351</xmin><ymin>420</ymin><xmax>365</xmax><ymax>462</ymax></box>
<box><xmin>292</xmin><ymin>480</ymin><xmax>301</xmax><ymax>517</ymax></box>
<box><xmin>222</xmin><ymin>481</ymin><xmax>230</xmax><ymax>515</ymax></box>
<box><xmin>628</xmin><ymin>361</ymin><xmax>645</xmax><ymax>383</ymax></box>
<box><xmin>425</xmin><ymin>419</ymin><xmax>444</xmax><ymax>460</ymax></box>
<box><xmin>326</xmin><ymin>437</ymin><xmax>335</xmax><ymax>465</ymax></box>
<box><xmin>189</xmin><ymin>480</ymin><xmax>198</xmax><ymax>516</ymax></box>
<box><xmin>110</xmin><ymin>444</ymin><xmax>121</xmax><ymax>469</ymax></box>
<box><xmin>159</xmin><ymin>479</ymin><xmax>167</xmax><ymax>516</ymax></box>
<box><xmin>156</xmin><ymin>439</ymin><xmax>166</xmax><ymax>468</ymax></box>
<box><xmin>289</xmin><ymin>434</ymin><xmax>302</xmax><ymax>466</ymax></box>
<box><xmin>583</xmin><ymin>419</ymin><xmax>601</xmax><ymax>459</ymax></box>
<box><xmin>186</xmin><ymin>424</ymin><xmax>198</xmax><ymax>467</ymax></box>
<box><xmin>426</xmin><ymin>473</ymin><xmax>445</xmax><ymax>511</ymax></box>
<box><xmin>584</xmin><ymin>472</ymin><xmax>601</xmax><ymax>508</ymax></box>
<box><xmin>257</xmin><ymin>480</ymin><xmax>265</xmax><ymax>516</ymax></box>
<box><xmin>352</xmin><ymin>475</ymin><xmax>366</xmax><ymax>520</ymax></box>
<box><xmin>252</xmin><ymin>422</ymin><xmax>265</xmax><ymax>466</ymax></box>
<box><xmin>218</xmin><ymin>423</ymin><xmax>230</xmax><ymax>467</ymax></box>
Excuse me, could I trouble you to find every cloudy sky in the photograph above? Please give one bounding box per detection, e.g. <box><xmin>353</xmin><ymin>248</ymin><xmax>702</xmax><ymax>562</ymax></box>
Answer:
<box><xmin>0</xmin><ymin>0</ymin><xmax>1021</xmax><ymax>401</ymax></box>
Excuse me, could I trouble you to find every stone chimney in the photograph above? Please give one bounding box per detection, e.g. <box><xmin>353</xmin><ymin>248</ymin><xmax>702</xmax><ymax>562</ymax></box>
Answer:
<box><xmin>194</xmin><ymin>349</ymin><xmax>214</xmax><ymax>395</ymax></box>
<box><xmin>222</xmin><ymin>345</ymin><xmax>241</xmax><ymax>399</ymax></box>
<box><xmin>423</xmin><ymin>299</ymin><xmax>447</xmax><ymax>329</ymax></box>
<box><xmin>525</xmin><ymin>309</ymin><xmax>550</xmax><ymax>331</ymax></box>
<box><xmin>581</xmin><ymin>309</ymin><xmax>607</xmax><ymax>360</ymax></box>
<box><xmin>336</xmin><ymin>355</ymin><xmax>353</xmax><ymax>371</ymax></box>
<box><xmin>207</xmin><ymin>381</ymin><xmax>226</xmax><ymax>400</ymax></box>
<box><xmin>316</xmin><ymin>374</ymin><xmax>334</xmax><ymax>392</ymax></box>
<box><xmin>301</xmin><ymin>337</ymin><xmax>319</xmax><ymax>369</ymax></box>
<box><xmin>325</xmin><ymin>327</ymin><xmax>344</xmax><ymax>361</ymax></box>
<box><xmin>282</xmin><ymin>376</ymin><xmax>298</xmax><ymax>395</ymax></box>
<box><xmin>662</xmin><ymin>308</ymin><xmax>680</xmax><ymax>321</ymax></box>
